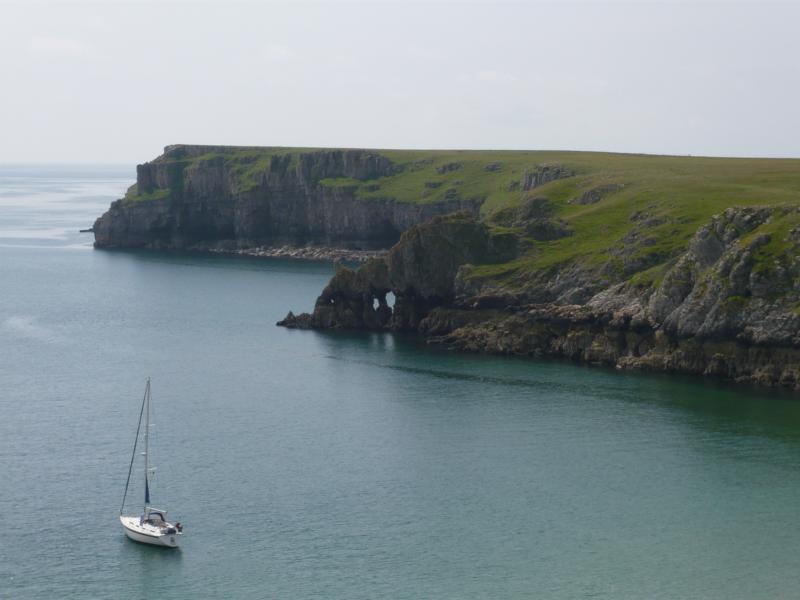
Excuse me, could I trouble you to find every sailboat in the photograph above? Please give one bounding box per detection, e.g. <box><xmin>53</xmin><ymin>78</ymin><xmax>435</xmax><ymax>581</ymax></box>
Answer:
<box><xmin>119</xmin><ymin>378</ymin><xmax>184</xmax><ymax>548</ymax></box>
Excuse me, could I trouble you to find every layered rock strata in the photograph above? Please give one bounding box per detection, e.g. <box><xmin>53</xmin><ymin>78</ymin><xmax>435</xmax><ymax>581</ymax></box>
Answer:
<box><xmin>93</xmin><ymin>145</ymin><xmax>482</xmax><ymax>251</ymax></box>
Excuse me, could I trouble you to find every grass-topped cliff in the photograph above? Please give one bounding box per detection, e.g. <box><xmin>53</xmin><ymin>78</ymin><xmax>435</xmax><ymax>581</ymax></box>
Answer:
<box><xmin>331</xmin><ymin>149</ymin><xmax>800</xmax><ymax>293</ymax></box>
<box><xmin>102</xmin><ymin>145</ymin><xmax>800</xmax><ymax>297</ymax></box>
<box><xmin>251</xmin><ymin>145</ymin><xmax>800</xmax><ymax>389</ymax></box>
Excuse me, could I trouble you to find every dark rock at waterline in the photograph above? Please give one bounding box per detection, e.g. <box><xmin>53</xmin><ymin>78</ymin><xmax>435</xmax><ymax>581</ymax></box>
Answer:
<box><xmin>279</xmin><ymin>211</ymin><xmax>519</xmax><ymax>331</ymax></box>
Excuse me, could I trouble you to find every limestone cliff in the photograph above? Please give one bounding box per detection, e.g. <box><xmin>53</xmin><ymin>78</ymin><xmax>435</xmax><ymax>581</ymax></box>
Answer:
<box><xmin>280</xmin><ymin>206</ymin><xmax>800</xmax><ymax>390</ymax></box>
<box><xmin>93</xmin><ymin>145</ymin><xmax>482</xmax><ymax>250</ymax></box>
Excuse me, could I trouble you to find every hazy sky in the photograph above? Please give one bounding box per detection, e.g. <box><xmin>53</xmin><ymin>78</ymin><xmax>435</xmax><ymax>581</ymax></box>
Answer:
<box><xmin>2</xmin><ymin>0</ymin><xmax>798</xmax><ymax>163</ymax></box>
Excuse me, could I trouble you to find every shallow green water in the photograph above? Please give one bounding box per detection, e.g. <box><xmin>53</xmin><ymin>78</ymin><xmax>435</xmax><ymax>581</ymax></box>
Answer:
<box><xmin>2</xmin><ymin>166</ymin><xmax>800</xmax><ymax>599</ymax></box>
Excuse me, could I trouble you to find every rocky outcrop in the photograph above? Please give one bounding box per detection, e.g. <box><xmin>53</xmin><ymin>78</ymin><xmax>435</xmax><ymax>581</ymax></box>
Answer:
<box><xmin>94</xmin><ymin>145</ymin><xmax>482</xmax><ymax>251</ymax></box>
<box><xmin>280</xmin><ymin>205</ymin><xmax>800</xmax><ymax>390</ymax></box>
<box><xmin>646</xmin><ymin>207</ymin><xmax>800</xmax><ymax>345</ymax></box>
<box><xmin>281</xmin><ymin>258</ymin><xmax>393</xmax><ymax>330</ymax></box>
<box><xmin>440</xmin><ymin>206</ymin><xmax>800</xmax><ymax>388</ymax></box>
<box><xmin>490</xmin><ymin>196</ymin><xmax>573</xmax><ymax>241</ymax></box>
<box><xmin>278</xmin><ymin>211</ymin><xmax>518</xmax><ymax>331</ymax></box>
<box><xmin>436</xmin><ymin>162</ymin><xmax>463</xmax><ymax>174</ymax></box>
<box><xmin>569</xmin><ymin>183</ymin><xmax>624</xmax><ymax>205</ymax></box>
<box><xmin>521</xmin><ymin>164</ymin><xmax>573</xmax><ymax>191</ymax></box>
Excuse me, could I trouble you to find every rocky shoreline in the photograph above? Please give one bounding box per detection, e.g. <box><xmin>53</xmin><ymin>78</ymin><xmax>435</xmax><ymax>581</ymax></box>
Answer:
<box><xmin>204</xmin><ymin>243</ymin><xmax>386</xmax><ymax>263</ymax></box>
<box><xmin>279</xmin><ymin>208</ymin><xmax>800</xmax><ymax>391</ymax></box>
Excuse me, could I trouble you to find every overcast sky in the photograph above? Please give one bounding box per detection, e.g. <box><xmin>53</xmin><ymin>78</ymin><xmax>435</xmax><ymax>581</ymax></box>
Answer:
<box><xmin>2</xmin><ymin>0</ymin><xmax>798</xmax><ymax>163</ymax></box>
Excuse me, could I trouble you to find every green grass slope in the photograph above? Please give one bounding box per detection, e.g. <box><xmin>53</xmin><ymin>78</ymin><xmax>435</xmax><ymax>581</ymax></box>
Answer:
<box><xmin>140</xmin><ymin>146</ymin><xmax>800</xmax><ymax>289</ymax></box>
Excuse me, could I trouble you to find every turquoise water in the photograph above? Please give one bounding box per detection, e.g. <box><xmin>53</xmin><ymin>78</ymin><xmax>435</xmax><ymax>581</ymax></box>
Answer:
<box><xmin>3</xmin><ymin>167</ymin><xmax>800</xmax><ymax>599</ymax></box>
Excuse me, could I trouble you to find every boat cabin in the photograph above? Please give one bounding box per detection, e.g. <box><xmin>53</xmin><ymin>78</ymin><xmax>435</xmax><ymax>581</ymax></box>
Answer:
<box><xmin>142</xmin><ymin>507</ymin><xmax>168</xmax><ymax>524</ymax></box>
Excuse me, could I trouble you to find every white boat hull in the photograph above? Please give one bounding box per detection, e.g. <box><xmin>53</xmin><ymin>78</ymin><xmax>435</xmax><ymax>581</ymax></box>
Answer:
<box><xmin>120</xmin><ymin>516</ymin><xmax>181</xmax><ymax>548</ymax></box>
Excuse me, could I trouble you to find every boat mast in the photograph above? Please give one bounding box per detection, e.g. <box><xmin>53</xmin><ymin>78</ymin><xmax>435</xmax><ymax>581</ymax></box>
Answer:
<box><xmin>143</xmin><ymin>377</ymin><xmax>150</xmax><ymax>516</ymax></box>
<box><xmin>120</xmin><ymin>379</ymin><xmax>147</xmax><ymax>516</ymax></box>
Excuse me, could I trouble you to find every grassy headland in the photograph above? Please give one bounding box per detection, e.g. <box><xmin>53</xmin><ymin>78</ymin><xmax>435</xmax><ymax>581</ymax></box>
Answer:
<box><xmin>128</xmin><ymin>146</ymin><xmax>800</xmax><ymax>293</ymax></box>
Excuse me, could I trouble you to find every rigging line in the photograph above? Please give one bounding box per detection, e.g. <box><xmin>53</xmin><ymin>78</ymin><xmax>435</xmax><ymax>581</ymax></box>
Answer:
<box><xmin>120</xmin><ymin>381</ymin><xmax>147</xmax><ymax>515</ymax></box>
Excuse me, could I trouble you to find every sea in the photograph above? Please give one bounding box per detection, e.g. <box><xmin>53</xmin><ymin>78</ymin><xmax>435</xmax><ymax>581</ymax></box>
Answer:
<box><xmin>2</xmin><ymin>165</ymin><xmax>800</xmax><ymax>599</ymax></box>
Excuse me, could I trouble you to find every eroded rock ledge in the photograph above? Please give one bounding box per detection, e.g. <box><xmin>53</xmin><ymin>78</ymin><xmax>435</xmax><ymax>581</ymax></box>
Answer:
<box><xmin>279</xmin><ymin>206</ymin><xmax>800</xmax><ymax>390</ymax></box>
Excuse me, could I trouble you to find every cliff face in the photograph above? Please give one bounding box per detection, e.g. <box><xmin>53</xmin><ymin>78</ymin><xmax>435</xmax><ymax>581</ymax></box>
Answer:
<box><xmin>279</xmin><ymin>206</ymin><xmax>800</xmax><ymax>390</ymax></box>
<box><xmin>93</xmin><ymin>145</ymin><xmax>482</xmax><ymax>250</ymax></box>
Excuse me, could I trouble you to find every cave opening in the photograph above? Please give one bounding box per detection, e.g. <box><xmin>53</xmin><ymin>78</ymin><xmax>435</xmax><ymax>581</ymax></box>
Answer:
<box><xmin>371</xmin><ymin>293</ymin><xmax>395</xmax><ymax>312</ymax></box>
<box><xmin>369</xmin><ymin>291</ymin><xmax>394</xmax><ymax>324</ymax></box>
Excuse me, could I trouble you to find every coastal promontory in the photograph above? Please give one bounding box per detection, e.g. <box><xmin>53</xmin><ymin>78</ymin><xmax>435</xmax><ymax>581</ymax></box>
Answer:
<box><xmin>93</xmin><ymin>144</ymin><xmax>483</xmax><ymax>253</ymax></box>
<box><xmin>93</xmin><ymin>145</ymin><xmax>800</xmax><ymax>389</ymax></box>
